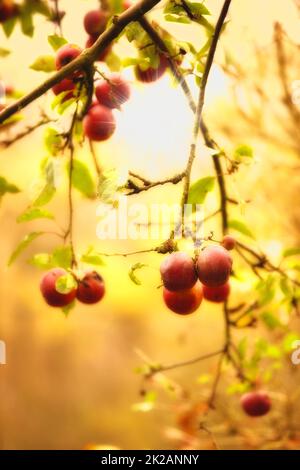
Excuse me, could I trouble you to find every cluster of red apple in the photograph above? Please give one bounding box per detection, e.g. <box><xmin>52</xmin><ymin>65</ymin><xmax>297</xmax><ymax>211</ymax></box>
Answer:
<box><xmin>160</xmin><ymin>235</ymin><xmax>236</xmax><ymax>315</ymax></box>
<box><xmin>53</xmin><ymin>41</ymin><xmax>131</xmax><ymax>141</ymax></box>
<box><xmin>40</xmin><ymin>269</ymin><xmax>105</xmax><ymax>307</ymax></box>
<box><xmin>0</xmin><ymin>0</ymin><xmax>18</xmax><ymax>23</ymax></box>
<box><xmin>51</xmin><ymin>5</ymin><xmax>173</xmax><ymax>142</ymax></box>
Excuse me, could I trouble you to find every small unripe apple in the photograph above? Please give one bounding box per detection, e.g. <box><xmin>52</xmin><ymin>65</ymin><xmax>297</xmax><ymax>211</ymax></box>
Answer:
<box><xmin>40</xmin><ymin>268</ymin><xmax>77</xmax><ymax>308</ymax></box>
<box><xmin>95</xmin><ymin>74</ymin><xmax>130</xmax><ymax>109</ymax></box>
<box><xmin>83</xmin><ymin>9</ymin><xmax>107</xmax><ymax>36</ymax></box>
<box><xmin>135</xmin><ymin>55</ymin><xmax>168</xmax><ymax>83</ymax></box>
<box><xmin>52</xmin><ymin>78</ymin><xmax>76</xmax><ymax>101</ymax></box>
<box><xmin>160</xmin><ymin>252</ymin><xmax>197</xmax><ymax>292</ymax></box>
<box><xmin>55</xmin><ymin>44</ymin><xmax>82</xmax><ymax>70</ymax></box>
<box><xmin>241</xmin><ymin>391</ymin><xmax>271</xmax><ymax>417</ymax></box>
<box><xmin>85</xmin><ymin>35</ymin><xmax>111</xmax><ymax>61</ymax></box>
<box><xmin>83</xmin><ymin>104</ymin><xmax>116</xmax><ymax>141</ymax></box>
<box><xmin>76</xmin><ymin>271</ymin><xmax>105</xmax><ymax>304</ymax></box>
<box><xmin>222</xmin><ymin>235</ymin><xmax>236</xmax><ymax>251</ymax></box>
<box><xmin>202</xmin><ymin>282</ymin><xmax>230</xmax><ymax>303</ymax></box>
<box><xmin>163</xmin><ymin>282</ymin><xmax>203</xmax><ymax>315</ymax></box>
<box><xmin>197</xmin><ymin>245</ymin><xmax>232</xmax><ymax>288</ymax></box>
<box><xmin>0</xmin><ymin>0</ymin><xmax>18</xmax><ymax>22</ymax></box>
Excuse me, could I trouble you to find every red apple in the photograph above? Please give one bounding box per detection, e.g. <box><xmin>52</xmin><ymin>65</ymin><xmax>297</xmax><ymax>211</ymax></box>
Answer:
<box><xmin>95</xmin><ymin>74</ymin><xmax>130</xmax><ymax>109</ymax></box>
<box><xmin>197</xmin><ymin>245</ymin><xmax>232</xmax><ymax>288</ymax></box>
<box><xmin>83</xmin><ymin>104</ymin><xmax>116</xmax><ymax>141</ymax></box>
<box><xmin>135</xmin><ymin>55</ymin><xmax>168</xmax><ymax>83</ymax></box>
<box><xmin>76</xmin><ymin>271</ymin><xmax>105</xmax><ymax>304</ymax></box>
<box><xmin>222</xmin><ymin>235</ymin><xmax>236</xmax><ymax>251</ymax></box>
<box><xmin>40</xmin><ymin>268</ymin><xmax>77</xmax><ymax>308</ymax></box>
<box><xmin>202</xmin><ymin>282</ymin><xmax>230</xmax><ymax>303</ymax></box>
<box><xmin>52</xmin><ymin>78</ymin><xmax>76</xmax><ymax>101</ymax></box>
<box><xmin>160</xmin><ymin>252</ymin><xmax>197</xmax><ymax>292</ymax></box>
<box><xmin>0</xmin><ymin>0</ymin><xmax>18</xmax><ymax>22</ymax></box>
<box><xmin>55</xmin><ymin>44</ymin><xmax>82</xmax><ymax>71</ymax></box>
<box><xmin>163</xmin><ymin>282</ymin><xmax>203</xmax><ymax>315</ymax></box>
<box><xmin>83</xmin><ymin>9</ymin><xmax>107</xmax><ymax>36</ymax></box>
<box><xmin>241</xmin><ymin>391</ymin><xmax>271</xmax><ymax>417</ymax></box>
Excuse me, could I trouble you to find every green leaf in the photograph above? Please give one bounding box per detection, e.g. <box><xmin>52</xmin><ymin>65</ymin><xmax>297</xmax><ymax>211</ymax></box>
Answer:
<box><xmin>29</xmin><ymin>253</ymin><xmax>53</xmax><ymax>269</ymax></box>
<box><xmin>30</xmin><ymin>55</ymin><xmax>56</xmax><ymax>72</ymax></box>
<box><xmin>0</xmin><ymin>47</ymin><xmax>11</xmax><ymax>57</ymax></box>
<box><xmin>2</xmin><ymin>16</ymin><xmax>17</xmax><ymax>38</ymax></box>
<box><xmin>122</xmin><ymin>57</ymin><xmax>141</xmax><ymax>68</ymax></box>
<box><xmin>52</xmin><ymin>246</ymin><xmax>73</xmax><ymax>269</ymax></box>
<box><xmin>125</xmin><ymin>22</ymin><xmax>146</xmax><ymax>43</ymax></box>
<box><xmin>280</xmin><ymin>277</ymin><xmax>293</xmax><ymax>298</ymax></box>
<box><xmin>17</xmin><ymin>207</ymin><xmax>54</xmax><ymax>223</ymax></box>
<box><xmin>97</xmin><ymin>168</ymin><xmax>119</xmax><ymax>204</ymax></box>
<box><xmin>237</xmin><ymin>337</ymin><xmax>248</xmax><ymax>360</ymax></box>
<box><xmin>44</xmin><ymin>128</ymin><xmax>63</xmax><ymax>156</ymax></box>
<box><xmin>283</xmin><ymin>247</ymin><xmax>300</xmax><ymax>258</ymax></box>
<box><xmin>256</xmin><ymin>275</ymin><xmax>276</xmax><ymax>306</ymax></box>
<box><xmin>187</xmin><ymin>176</ymin><xmax>215</xmax><ymax>207</ymax></box>
<box><xmin>81</xmin><ymin>250</ymin><xmax>105</xmax><ymax>266</ymax></box>
<box><xmin>20</xmin><ymin>8</ymin><xmax>34</xmax><ymax>37</ymax></box>
<box><xmin>71</xmin><ymin>159</ymin><xmax>96</xmax><ymax>199</ymax></box>
<box><xmin>185</xmin><ymin>1</ymin><xmax>211</xmax><ymax>16</ymax></box>
<box><xmin>33</xmin><ymin>183</ymin><xmax>56</xmax><ymax>207</ymax></box>
<box><xmin>228</xmin><ymin>219</ymin><xmax>255</xmax><ymax>239</ymax></box>
<box><xmin>164</xmin><ymin>14</ymin><xmax>191</xmax><ymax>24</ymax></box>
<box><xmin>1</xmin><ymin>113</ymin><xmax>23</xmax><ymax>126</ymax></box>
<box><xmin>55</xmin><ymin>273</ymin><xmax>77</xmax><ymax>294</ymax></box>
<box><xmin>106</xmin><ymin>52</ymin><xmax>121</xmax><ymax>72</ymax></box>
<box><xmin>8</xmin><ymin>232</ymin><xmax>44</xmax><ymax>266</ymax></box>
<box><xmin>234</xmin><ymin>144</ymin><xmax>253</xmax><ymax>162</ymax></box>
<box><xmin>62</xmin><ymin>300</ymin><xmax>76</xmax><ymax>317</ymax></box>
<box><xmin>196</xmin><ymin>374</ymin><xmax>211</xmax><ymax>384</ymax></box>
<box><xmin>132</xmin><ymin>391</ymin><xmax>157</xmax><ymax>412</ymax></box>
<box><xmin>0</xmin><ymin>176</ymin><xmax>20</xmax><ymax>198</ymax></box>
<box><xmin>48</xmin><ymin>34</ymin><xmax>68</xmax><ymax>51</ymax></box>
<box><xmin>110</xmin><ymin>0</ymin><xmax>123</xmax><ymax>14</ymax></box>
<box><xmin>282</xmin><ymin>332</ymin><xmax>300</xmax><ymax>353</ymax></box>
<box><xmin>29</xmin><ymin>246</ymin><xmax>72</xmax><ymax>270</ymax></box>
<box><xmin>29</xmin><ymin>0</ymin><xmax>51</xmax><ymax>17</ymax></box>
<box><xmin>56</xmin><ymin>96</ymin><xmax>76</xmax><ymax>115</ymax></box>
<box><xmin>261</xmin><ymin>311</ymin><xmax>282</xmax><ymax>330</ymax></box>
<box><xmin>129</xmin><ymin>263</ymin><xmax>147</xmax><ymax>286</ymax></box>
<box><xmin>32</xmin><ymin>158</ymin><xmax>56</xmax><ymax>207</ymax></box>
<box><xmin>196</xmin><ymin>38</ymin><xmax>212</xmax><ymax>59</ymax></box>
<box><xmin>226</xmin><ymin>381</ymin><xmax>251</xmax><ymax>395</ymax></box>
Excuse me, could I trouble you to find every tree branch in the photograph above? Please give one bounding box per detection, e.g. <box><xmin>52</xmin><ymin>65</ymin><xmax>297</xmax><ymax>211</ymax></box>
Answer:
<box><xmin>181</xmin><ymin>0</ymin><xmax>232</xmax><ymax>230</ymax></box>
<box><xmin>126</xmin><ymin>171</ymin><xmax>185</xmax><ymax>195</ymax></box>
<box><xmin>0</xmin><ymin>113</ymin><xmax>53</xmax><ymax>148</ymax></box>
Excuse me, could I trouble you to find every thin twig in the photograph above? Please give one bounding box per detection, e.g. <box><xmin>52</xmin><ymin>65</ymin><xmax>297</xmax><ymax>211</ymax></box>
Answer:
<box><xmin>126</xmin><ymin>171</ymin><xmax>185</xmax><ymax>195</ymax></box>
<box><xmin>89</xmin><ymin>139</ymin><xmax>102</xmax><ymax>177</ymax></box>
<box><xmin>180</xmin><ymin>0</ymin><xmax>232</xmax><ymax>234</ymax></box>
<box><xmin>150</xmin><ymin>349</ymin><xmax>225</xmax><ymax>374</ymax></box>
<box><xmin>0</xmin><ymin>114</ymin><xmax>53</xmax><ymax>148</ymax></box>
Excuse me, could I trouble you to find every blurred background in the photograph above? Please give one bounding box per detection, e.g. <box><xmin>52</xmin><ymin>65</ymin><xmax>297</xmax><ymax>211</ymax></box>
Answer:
<box><xmin>0</xmin><ymin>0</ymin><xmax>300</xmax><ymax>450</ymax></box>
